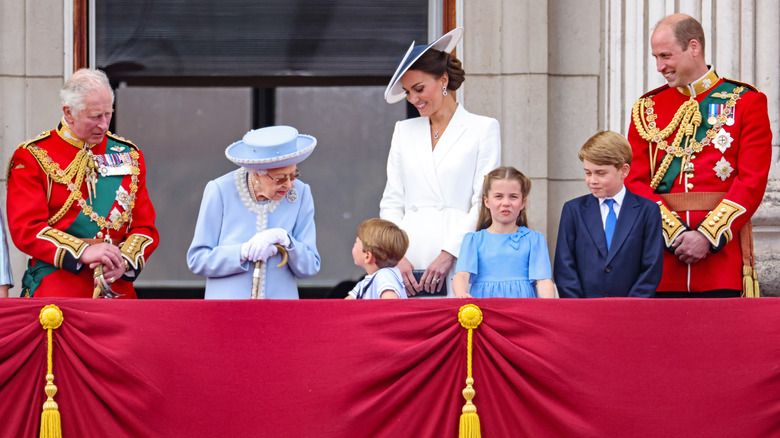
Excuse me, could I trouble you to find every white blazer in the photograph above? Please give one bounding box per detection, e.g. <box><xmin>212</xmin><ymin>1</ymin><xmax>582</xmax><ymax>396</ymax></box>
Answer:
<box><xmin>380</xmin><ymin>104</ymin><xmax>501</xmax><ymax>294</ymax></box>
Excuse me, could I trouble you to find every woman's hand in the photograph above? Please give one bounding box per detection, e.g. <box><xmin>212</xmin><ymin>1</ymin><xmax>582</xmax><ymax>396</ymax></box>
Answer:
<box><xmin>396</xmin><ymin>257</ymin><xmax>418</xmax><ymax>296</ymax></box>
<box><xmin>420</xmin><ymin>251</ymin><xmax>456</xmax><ymax>294</ymax></box>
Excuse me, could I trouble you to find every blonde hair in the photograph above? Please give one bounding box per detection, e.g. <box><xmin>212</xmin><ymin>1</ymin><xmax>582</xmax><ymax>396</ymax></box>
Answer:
<box><xmin>476</xmin><ymin>166</ymin><xmax>532</xmax><ymax>231</ymax></box>
<box><xmin>357</xmin><ymin>218</ymin><xmax>409</xmax><ymax>268</ymax></box>
<box><xmin>578</xmin><ymin>131</ymin><xmax>633</xmax><ymax>169</ymax></box>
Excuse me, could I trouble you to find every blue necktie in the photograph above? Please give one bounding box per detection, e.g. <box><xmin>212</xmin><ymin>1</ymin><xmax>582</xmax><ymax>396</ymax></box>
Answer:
<box><xmin>604</xmin><ymin>198</ymin><xmax>617</xmax><ymax>250</ymax></box>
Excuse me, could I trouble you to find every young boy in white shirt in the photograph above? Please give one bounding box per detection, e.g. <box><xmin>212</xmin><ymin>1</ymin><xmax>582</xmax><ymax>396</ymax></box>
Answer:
<box><xmin>346</xmin><ymin>218</ymin><xmax>408</xmax><ymax>299</ymax></box>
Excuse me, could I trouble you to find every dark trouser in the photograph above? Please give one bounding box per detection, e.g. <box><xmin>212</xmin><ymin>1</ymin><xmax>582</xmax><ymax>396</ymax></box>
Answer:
<box><xmin>655</xmin><ymin>289</ymin><xmax>741</xmax><ymax>298</ymax></box>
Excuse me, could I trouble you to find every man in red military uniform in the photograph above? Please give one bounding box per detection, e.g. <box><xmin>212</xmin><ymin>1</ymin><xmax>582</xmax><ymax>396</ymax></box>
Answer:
<box><xmin>625</xmin><ymin>14</ymin><xmax>772</xmax><ymax>297</ymax></box>
<box><xmin>7</xmin><ymin>68</ymin><xmax>158</xmax><ymax>298</ymax></box>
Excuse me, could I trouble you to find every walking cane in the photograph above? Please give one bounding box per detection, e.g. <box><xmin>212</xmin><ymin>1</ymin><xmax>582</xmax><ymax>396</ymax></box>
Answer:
<box><xmin>251</xmin><ymin>244</ymin><xmax>289</xmax><ymax>299</ymax></box>
<box><xmin>92</xmin><ymin>265</ymin><xmax>121</xmax><ymax>298</ymax></box>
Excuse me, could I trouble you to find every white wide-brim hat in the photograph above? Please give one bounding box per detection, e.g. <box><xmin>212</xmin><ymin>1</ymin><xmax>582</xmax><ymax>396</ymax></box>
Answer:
<box><xmin>384</xmin><ymin>27</ymin><xmax>464</xmax><ymax>104</ymax></box>
<box><xmin>225</xmin><ymin>125</ymin><xmax>317</xmax><ymax>170</ymax></box>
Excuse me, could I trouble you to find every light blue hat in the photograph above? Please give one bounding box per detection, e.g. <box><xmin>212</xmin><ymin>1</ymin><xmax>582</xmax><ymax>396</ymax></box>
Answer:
<box><xmin>225</xmin><ymin>125</ymin><xmax>317</xmax><ymax>170</ymax></box>
<box><xmin>384</xmin><ymin>27</ymin><xmax>464</xmax><ymax>104</ymax></box>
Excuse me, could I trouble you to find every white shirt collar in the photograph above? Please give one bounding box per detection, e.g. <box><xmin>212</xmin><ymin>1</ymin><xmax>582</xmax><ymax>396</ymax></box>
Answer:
<box><xmin>599</xmin><ymin>185</ymin><xmax>626</xmax><ymax>206</ymax></box>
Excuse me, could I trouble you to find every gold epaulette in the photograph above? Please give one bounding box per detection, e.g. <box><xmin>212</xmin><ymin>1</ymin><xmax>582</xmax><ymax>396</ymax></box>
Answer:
<box><xmin>698</xmin><ymin>199</ymin><xmax>746</xmax><ymax>248</ymax></box>
<box><xmin>639</xmin><ymin>84</ymin><xmax>670</xmax><ymax>100</ymax></box>
<box><xmin>721</xmin><ymin>78</ymin><xmax>760</xmax><ymax>93</ymax></box>
<box><xmin>7</xmin><ymin>131</ymin><xmax>51</xmax><ymax>180</ymax></box>
<box><xmin>37</xmin><ymin>227</ymin><xmax>88</xmax><ymax>268</ymax></box>
<box><xmin>120</xmin><ymin>233</ymin><xmax>154</xmax><ymax>270</ymax></box>
<box><xmin>106</xmin><ymin>132</ymin><xmax>139</xmax><ymax>151</ymax></box>
<box><xmin>17</xmin><ymin>131</ymin><xmax>52</xmax><ymax>150</ymax></box>
<box><xmin>658</xmin><ymin>201</ymin><xmax>686</xmax><ymax>247</ymax></box>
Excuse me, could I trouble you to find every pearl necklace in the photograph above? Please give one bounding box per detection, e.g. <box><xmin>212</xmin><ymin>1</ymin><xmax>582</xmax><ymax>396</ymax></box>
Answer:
<box><xmin>234</xmin><ymin>167</ymin><xmax>280</xmax><ymax>300</ymax></box>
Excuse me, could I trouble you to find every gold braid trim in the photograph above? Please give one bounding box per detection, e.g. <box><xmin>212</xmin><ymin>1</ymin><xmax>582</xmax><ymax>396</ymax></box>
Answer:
<box><xmin>632</xmin><ymin>86</ymin><xmax>745</xmax><ymax>191</ymax></box>
<box><xmin>120</xmin><ymin>233</ymin><xmax>154</xmax><ymax>270</ymax></box>
<box><xmin>37</xmin><ymin>227</ymin><xmax>88</xmax><ymax>268</ymax></box>
<box><xmin>632</xmin><ymin>97</ymin><xmax>702</xmax><ymax>190</ymax></box>
<box><xmin>26</xmin><ymin>145</ymin><xmax>140</xmax><ymax>230</ymax></box>
<box><xmin>657</xmin><ymin>202</ymin><xmax>686</xmax><ymax>247</ymax></box>
<box><xmin>698</xmin><ymin>199</ymin><xmax>746</xmax><ymax>247</ymax></box>
<box><xmin>26</xmin><ymin>145</ymin><xmax>91</xmax><ymax>225</ymax></box>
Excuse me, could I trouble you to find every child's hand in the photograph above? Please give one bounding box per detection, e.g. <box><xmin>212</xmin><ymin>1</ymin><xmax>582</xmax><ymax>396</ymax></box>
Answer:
<box><xmin>454</xmin><ymin>290</ymin><xmax>472</xmax><ymax>299</ymax></box>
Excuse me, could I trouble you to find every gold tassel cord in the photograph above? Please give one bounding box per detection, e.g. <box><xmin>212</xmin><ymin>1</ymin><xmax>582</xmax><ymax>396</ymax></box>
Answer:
<box><xmin>39</xmin><ymin>305</ymin><xmax>64</xmax><ymax>438</ymax></box>
<box><xmin>458</xmin><ymin>304</ymin><xmax>483</xmax><ymax>438</ymax></box>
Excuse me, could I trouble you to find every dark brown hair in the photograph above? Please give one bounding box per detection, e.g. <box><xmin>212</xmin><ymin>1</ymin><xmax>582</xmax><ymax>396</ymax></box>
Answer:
<box><xmin>410</xmin><ymin>50</ymin><xmax>465</xmax><ymax>91</ymax></box>
<box><xmin>476</xmin><ymin>166</ymin><xmax>532</xmax><ymax>231</ymax></box>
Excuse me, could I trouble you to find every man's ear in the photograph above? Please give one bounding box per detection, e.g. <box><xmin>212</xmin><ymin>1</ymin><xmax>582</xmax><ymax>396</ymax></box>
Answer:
<box><xmin>687</xmin><ymin>38</ymin><xmax>702</xmax><ymax>57</ymax></box>
<box><xmin>365</xmin><ymin>250</ymin><xmax>376</xmax><ymax>265</ymax></box>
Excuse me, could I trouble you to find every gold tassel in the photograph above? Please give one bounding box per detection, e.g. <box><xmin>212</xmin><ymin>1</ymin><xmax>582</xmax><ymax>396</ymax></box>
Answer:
<box><xmin>742</xmin><ymin>265</ymin><xmax>753</xmax><ymax>297</ymax></box>
<box><xmin>39</xmin><ymin>305</ymin><xmax>64</xmax><ymax>438</ymax></box>
<box><xmin>458</xmin><ymin>304</ymin><xmax>483</xmax><ymax>438</ymax></box>
<box><xmin>753</xmin><ymin>269</ymin><xmax>760</xmax><ymax>298</ymax></box>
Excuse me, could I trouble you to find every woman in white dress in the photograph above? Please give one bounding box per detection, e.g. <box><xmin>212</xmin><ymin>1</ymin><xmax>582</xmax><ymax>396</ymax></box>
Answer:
<box><xmin>380</xmin><ymin>28</ymin><xmax>501</xmax><ymax>297</ymax></box>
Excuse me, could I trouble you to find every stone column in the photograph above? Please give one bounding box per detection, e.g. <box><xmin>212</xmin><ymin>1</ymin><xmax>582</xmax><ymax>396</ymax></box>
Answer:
<box><xmin>0</xmin><ymin>0</ymin><xmax>67</xmax><ymax>295</ymax></box>
<box><xmin>462</xmin><ymin>0</ymin><xmax>550</xmax><ymax>236</ymax></box>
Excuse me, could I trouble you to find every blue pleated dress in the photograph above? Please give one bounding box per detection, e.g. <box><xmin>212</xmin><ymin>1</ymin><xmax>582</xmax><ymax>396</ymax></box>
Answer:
<box><xmin>455</xmin><ymin>227</ymin><xmax>552</xmax><ymax>298</ymax></box>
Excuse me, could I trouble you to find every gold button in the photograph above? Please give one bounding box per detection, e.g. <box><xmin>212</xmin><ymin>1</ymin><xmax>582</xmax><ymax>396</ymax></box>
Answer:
<box><xmin>709</xmin><ymin>221</ymin><xmax>715</xmax><ymax>226</ymax></box>
<box><xmin>687</xmin><ymin>183</ymin><xmax>694</xmax><ymax>189</ymax></box>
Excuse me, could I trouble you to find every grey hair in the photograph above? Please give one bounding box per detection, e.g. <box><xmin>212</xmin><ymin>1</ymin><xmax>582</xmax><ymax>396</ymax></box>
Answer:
<box><xmin>60</xmin><ymin>68</ymin><xmax>115</xmax><ymax>117</ymax></box>
<box><xmin>247</xmin><ymin>168</ymin><xmax>268</xmax><ymax>176</ymax></box>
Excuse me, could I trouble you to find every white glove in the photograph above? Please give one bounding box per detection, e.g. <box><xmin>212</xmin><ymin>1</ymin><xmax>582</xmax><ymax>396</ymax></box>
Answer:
<box><xmin>263</xmin><ymin>228</ymin><xmax>290</xmax><ymax>247</ymax></box>
<box><xmin>240</xmin><ymin>228</ymin><xmax>289</xmax><ymax>262</ymax></box>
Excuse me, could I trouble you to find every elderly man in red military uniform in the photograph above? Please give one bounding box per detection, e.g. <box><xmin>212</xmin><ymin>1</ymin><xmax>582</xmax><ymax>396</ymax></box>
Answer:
<box><xmin>625</xmin><ymin>14</ymin><xmax>772</xmax><ymax>297</ymax></box>
<box><xmin>7</xmin><ymin>68</ymin><xmax>158</xmax><ymax>298</ymax></box>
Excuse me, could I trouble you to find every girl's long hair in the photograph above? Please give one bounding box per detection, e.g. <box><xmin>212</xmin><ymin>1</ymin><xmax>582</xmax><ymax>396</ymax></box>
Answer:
<box><xmin>476</xmin><ymin>166</ymin><xmax>532</xmax><ymax>231</ymax></box>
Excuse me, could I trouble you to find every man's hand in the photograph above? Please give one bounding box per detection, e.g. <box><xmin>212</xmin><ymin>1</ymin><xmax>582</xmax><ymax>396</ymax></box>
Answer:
<box><xmin>80</xmin><ymin>243</ymin><xmax>124</xmax><ymax>271</ymax></box>
<box><xmin>672</xmin><ymin>230</ymin><xmax>711</xmax><ymax>265</ymax></box>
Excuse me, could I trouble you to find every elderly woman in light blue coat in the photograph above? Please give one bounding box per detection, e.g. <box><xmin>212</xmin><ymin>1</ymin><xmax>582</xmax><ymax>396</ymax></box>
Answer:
<box><xmin>187</xmin><ymin>126</ymin><xmax>321</xmax><ymax>299</ymax></box>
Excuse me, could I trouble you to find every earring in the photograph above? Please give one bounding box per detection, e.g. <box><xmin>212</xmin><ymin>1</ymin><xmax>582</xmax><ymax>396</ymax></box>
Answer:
<box><xmin>442</xmin><ymin>86</ymin><xmax>448</xmax><ymax>96</ymax></box>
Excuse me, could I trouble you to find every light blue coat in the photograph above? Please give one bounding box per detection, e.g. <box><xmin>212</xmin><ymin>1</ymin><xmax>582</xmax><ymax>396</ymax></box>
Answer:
<box><xmin>0</xmin><ymin>206</ymin><xmax>13</xmax><ymax>287</ymax></box>
<box><xmin>187</xmin><ymin>169</ymin><xmax>320</xmax><ymax>299</ymax></box>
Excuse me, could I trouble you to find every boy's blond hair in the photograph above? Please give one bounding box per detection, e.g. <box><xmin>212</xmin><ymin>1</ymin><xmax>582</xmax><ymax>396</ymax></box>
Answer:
<box><xmin>578</xmin><ymin>131</ymin><xmax>633</xmax><ymax>169</ymax></box>
<box><xmin>357</xmin><ymin>218</ymin><xmax>409</xmax><ymax>268</ymax></box>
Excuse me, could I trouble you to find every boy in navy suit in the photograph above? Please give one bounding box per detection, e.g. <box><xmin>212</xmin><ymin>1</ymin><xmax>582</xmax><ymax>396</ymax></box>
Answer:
<box><xmin>554</xmin><ymin>131</ymin><xmax>663</xmax><ymax>298</ymax></box>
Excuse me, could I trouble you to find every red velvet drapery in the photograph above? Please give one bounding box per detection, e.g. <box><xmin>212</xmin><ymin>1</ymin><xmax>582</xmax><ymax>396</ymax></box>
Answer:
<box><xmin>1</xmin><ymin>298</ymin><xmax>779</xmax><ymax>437</ymax></box>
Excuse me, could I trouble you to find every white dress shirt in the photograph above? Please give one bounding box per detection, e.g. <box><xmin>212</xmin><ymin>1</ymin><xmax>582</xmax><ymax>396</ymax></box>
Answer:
<box><xmin>598</xmin><ymin>185</ymin><xmax>626</xmax><ymax>230</ymax></box>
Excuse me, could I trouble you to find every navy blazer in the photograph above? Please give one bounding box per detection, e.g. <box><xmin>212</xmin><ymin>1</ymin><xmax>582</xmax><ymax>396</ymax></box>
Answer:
<box><xmin>554</xmin><ymin>188</ymin><xmax>663</xmax><ymax>298</ymax></box>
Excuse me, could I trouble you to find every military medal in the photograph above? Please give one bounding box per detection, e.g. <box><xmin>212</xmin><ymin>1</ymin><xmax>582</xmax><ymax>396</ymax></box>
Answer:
<box><xmin>94</xmin><ymin>152</ymin><xmax>134</xmax><ymax>176</ymax></box>
<box><xmin>713</xmin><ymin>128</ymin><xmax>733</xmax><ymax>153</ymax></box>
<box><xmin>707</xmin><ymin>104</ymin><xmax>720</xmax><ymax>126</ymax></box>
<box><xmin>713</xmin><ymin>157</ymin><xmax>734</xmax><ymax>181</ymax></box>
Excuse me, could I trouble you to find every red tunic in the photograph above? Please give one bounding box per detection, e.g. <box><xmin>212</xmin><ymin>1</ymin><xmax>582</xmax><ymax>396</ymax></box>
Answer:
<box><xmin>7</xmin><ymin>122</ymin><xmax>159</xmax><ymax>298</ymax></box>
<box><xmin>626</xmin><ymin>72</ymin><xmax>771</xmax><ymax>292</ymax></box>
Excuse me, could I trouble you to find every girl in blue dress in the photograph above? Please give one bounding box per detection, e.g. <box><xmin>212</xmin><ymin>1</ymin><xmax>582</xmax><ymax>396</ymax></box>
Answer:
<box><xmin>453</xmin><ymin>166</ymin><xmax>555</xmax><ymax>298</ymax></box>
